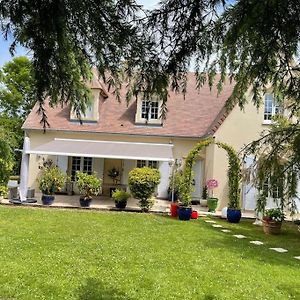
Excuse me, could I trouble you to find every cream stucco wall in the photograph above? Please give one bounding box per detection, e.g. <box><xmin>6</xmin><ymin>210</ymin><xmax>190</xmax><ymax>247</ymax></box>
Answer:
<box><xmin>211</xmin><ymin>101</ymin><xmax>267</xmax><ymax>209</ymax></box>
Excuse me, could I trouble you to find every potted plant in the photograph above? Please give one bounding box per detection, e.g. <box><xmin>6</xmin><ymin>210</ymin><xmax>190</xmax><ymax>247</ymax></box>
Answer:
<box><xmin>112</xmin><ymin>189</ymin><xmax>130</xmax><ymax>209</ymax></box>
<box><xmin>207</xmin><ymin>179</ymin><xmax>219</xmax><ymax>212</ymax></box>
<box><xmin>76</xmin><ymin>171</ymin><xmax>102</xmax><ymax>207</ymax></box>
<box><xmin>38</xmin><ymin>166</ymin><xmax>66</xmax><ymax>205</ymax></box>
<box><xmin>200</xmin><ymin>186</ymin><xmax>208</xmax><ymax>207</ymax></box>
<box><xmin>0</xmin><ymin>185</ymin><xmax>8</xmax><ymax>202</ymax></box>
<box><xmin>128</xmin><ymin>167</ymin><xmax>160</xmax><ymax>212</ymax></box>
<box><xmin>168</xmin><ymin>170</ymin><xmax>183</xmax><ymax>217</ymax></box>
<box><xmin>262</xmin><ymin>208</ymin><xmax>285</xmax><ymax>234</ymax></box>
<box><xmin>107</xmin><ymin>167</ymin><xmax>120</xmax><ymax>184</ymax></box>
<box><xmin>178</xmin><ymin>174</ymin><xmax>193</xmax><ymax>221</ymax></box>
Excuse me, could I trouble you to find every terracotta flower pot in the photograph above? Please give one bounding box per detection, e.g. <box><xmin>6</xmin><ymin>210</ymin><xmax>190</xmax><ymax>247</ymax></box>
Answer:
<box><xmin>262</xmin><ymin>219</ymin><xmax>282</xmax><ymax>235</ymax></box>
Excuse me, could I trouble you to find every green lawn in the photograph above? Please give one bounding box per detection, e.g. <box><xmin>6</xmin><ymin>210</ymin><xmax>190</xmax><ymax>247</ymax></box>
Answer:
<box><xmin>0</xmin><ymin>206</ymin><xmax>299</xmax><ymax>300</ymax></box>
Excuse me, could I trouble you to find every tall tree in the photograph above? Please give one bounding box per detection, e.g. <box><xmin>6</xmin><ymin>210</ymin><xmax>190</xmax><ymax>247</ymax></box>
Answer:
<box><xmin>1</xmin><ymin>1</ymin><xmax>299</xmax><ymax>122</ymax></box>
<box><xmin>0</xmin><ymin>56</ymin><xmax>36</xmax><ymax>118</ymax></box>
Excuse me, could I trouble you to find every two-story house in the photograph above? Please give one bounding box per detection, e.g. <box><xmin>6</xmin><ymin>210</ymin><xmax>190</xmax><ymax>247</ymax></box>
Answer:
<box><xmin>21</xmin><ymin>72</ymin><xmax>300</xmax><ymax>211</ymax></box>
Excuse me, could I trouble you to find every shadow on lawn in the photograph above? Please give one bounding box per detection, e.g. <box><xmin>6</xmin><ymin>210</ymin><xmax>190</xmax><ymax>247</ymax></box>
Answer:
<box><xmin>77</xmin><ymin>278</ymin><xmax>133</xmax><ymax>300</ymax></box>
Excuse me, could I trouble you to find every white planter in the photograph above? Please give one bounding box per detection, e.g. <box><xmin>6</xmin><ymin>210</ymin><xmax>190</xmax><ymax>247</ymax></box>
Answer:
<box><xmin>200</xmin><ymin>199</ymin><xmax>208</xmax><ymax>207</ymax></box>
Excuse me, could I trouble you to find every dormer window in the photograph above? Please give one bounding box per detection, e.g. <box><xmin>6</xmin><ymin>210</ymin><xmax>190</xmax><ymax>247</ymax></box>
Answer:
<box><xmin>141</xmin><ymin>100</ymin><xmax>159</xmax><ymax>120</ymax></box>
<box><xmin>136</xmin><ymin>99</ymin><xmax>162</xmax><ymax>125</ymax></box>
<box><xmin>70</xmin><ymin>92</ymin><xmax>99</xmax><ymax>123</ymax></box>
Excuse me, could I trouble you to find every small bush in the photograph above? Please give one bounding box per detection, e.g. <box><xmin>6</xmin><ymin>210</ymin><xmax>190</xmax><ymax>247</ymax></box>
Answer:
<box><xmin>128</xmin><ymin>167</ymin><xmax>160</xmax><ymax>211</ymax></box>
<box><xmin>112</xmin><ymin>189</ymin><xmax>130</xmax><ymax>202</ymax></box>
<box><xmin>0</xmin><ymin>185</ymin><xmax>8</xmax><ymax>197</ymax></box>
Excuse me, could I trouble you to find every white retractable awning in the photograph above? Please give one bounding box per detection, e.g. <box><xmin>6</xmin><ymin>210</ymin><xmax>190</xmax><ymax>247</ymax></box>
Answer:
<box><xmin>27</xmin><ymin>138</ymin><xmax>174</xmax><ymax>161</ymax></box>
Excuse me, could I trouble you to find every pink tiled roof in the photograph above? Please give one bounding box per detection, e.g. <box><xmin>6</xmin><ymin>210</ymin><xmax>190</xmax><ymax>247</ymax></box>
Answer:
<box><xmin>22</xmin><ymin>73</ymin><xmax>234</xmax><ymax>138</ymax></box>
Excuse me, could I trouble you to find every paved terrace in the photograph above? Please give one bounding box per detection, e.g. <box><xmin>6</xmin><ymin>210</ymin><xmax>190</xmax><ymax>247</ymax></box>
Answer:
<box><xmin>0</xmin><ymin>193</ymin><xmax>260</xmax><ymax>218</ymax></box>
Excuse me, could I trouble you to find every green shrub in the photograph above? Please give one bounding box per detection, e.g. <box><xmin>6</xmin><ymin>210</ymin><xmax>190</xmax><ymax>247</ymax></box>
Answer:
<box><xmin>112</xmin><ymin>189</ymin><xmax>130</xmax><ymax>202</ymax></box>
<box><xmin>0</xmin><ymin>185</ymin><xmax>8</xmax><ymax>197</ymax></box>
<box><xmin>128</xmin><ymin>167</ymin><xmax>160</xmax><ymax>212</ymax></box>
<box><xmin>169</xmin><ymin>170</ymin><xmax>184</xmax><ymax>198</ymax></box>
<box><xmin>38</xmin><ymin>166</ymin><xmax>66</xmax><ymax>195</ymax></box>
<box><xmin>76</xmin><ymin>171</ymin><xmax>102</xmax><ymax>199</ymax></box>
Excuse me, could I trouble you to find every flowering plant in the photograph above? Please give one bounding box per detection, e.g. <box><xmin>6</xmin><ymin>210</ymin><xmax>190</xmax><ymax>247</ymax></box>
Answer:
<box><xmin>206</xmin><ymin>179</ymin><xmax>218</xmax><ymax>189</ymax></box>
<box><xmin>263</xmin><ymin>208</ymin><xmax>285</xmax><ymax>223</ymax></box>
<box><xmin>38</xmin><ymin>166</ymin><xmax>66</xmax><ymax>195</ymax></box>
<box><xmin>206</xmin><ymin>179</ymin><xmax>218</xmax><ymax>197</ymax></box>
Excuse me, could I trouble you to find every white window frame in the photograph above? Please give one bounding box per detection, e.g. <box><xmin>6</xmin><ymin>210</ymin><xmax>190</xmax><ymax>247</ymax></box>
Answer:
<box><xmin>263</xmin><ymin>93</ymin><xmax>281</xmax><ymax>124</ymax></box>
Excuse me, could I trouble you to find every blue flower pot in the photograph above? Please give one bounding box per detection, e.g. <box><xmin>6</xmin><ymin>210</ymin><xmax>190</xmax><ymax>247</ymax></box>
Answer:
<box><xmin>178</xmin><ymin>206</ymin><xmax>192</xmax><ymax>221</ymax></box>
<box><xmin>41</xmin><ymin>195</ymin><xmax>55</xmax><ymax>205</ymax></box>
<box><xmin>227</xmin><ymin>208</ymin><xmax>242</xmax><ymax>223</ymax></box>
<box><xmin>80</xmin><ymin>197</ymin><xmax>92</xmax><ymax>207</ymax></box>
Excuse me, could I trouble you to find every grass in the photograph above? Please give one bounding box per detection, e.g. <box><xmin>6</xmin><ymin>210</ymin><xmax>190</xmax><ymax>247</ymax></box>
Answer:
<box><xmin>0</xmin><ymin>205</ymin><xmax>299</xmax><ymax>300</ymax></box>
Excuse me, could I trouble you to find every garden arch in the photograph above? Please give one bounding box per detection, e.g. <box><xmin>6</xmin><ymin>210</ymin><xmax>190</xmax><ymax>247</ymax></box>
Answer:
<box><xmin>181</xmin><ymin>138</ymin><xmax>242</xmax><ymax>209</ymax></box>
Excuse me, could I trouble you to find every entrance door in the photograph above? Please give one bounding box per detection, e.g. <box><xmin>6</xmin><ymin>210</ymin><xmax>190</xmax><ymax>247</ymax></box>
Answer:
<box><xmin>191</xmin><ymin>160</ymin><xmax>202</xmax><ymax>200</ymax></box>
<box><xmin>103</xmin><ymin>159</ymin><xmax>122</xmax><ymax>196</ymax></box>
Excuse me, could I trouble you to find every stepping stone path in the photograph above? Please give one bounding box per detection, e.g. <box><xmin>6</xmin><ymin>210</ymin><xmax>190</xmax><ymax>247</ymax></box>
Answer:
<box><xmin>269</xmin><ymin>248</ymin><xmax>288</xmax><ymax>253</ymax></box>
<box><xmin>233</xmin><ymin>234</ymin><xmax>247</xmax><ymax>239</ymax></box>
<box><xmin>250</xmin><ymin>241</ymin><xmax>264</xmax><ymax>245</ymax></box>
<box><xmin>202</xmin><ymin>219</ymin><xmax>300</xmax><ymax>260</ymax></box>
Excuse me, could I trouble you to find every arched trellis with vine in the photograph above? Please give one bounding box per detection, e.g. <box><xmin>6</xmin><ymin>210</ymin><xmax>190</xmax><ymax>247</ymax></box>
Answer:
<box><xmin>181</xmin><ymin>138</ymin><xmax>242</xmax><ymax>209</ymax></box>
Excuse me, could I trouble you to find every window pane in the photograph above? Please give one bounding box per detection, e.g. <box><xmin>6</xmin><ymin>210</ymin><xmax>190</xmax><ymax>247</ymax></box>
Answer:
<box><xmin>264</xmin><ymin>93</ymin><xmax>282</xmax><ymax>120</ymax></box>
<box><xmin>137</xmin><ymin>160</ymin><xmax>146</xmax><ymax>168</ymax></box>
<box><xmin>150</xmin><ymin>102</ymin><xmax>159</xmax><ymax>119</ymax></box>
<box><xmin>83</xmin><ymin>157</ymin><xmax>93</xmax><ymax>174</ymax></box>
<box><xmin>148</xmin><ymin>161</ymin><xmax>158</xmax><ymax>169</ymax></box>
<box><xmin>141</xmin><ymin>101</ymin><xmax>150</xmax><ymax>119</ymax></box>
<box><xmin>71</xmin><ymin>156</ymin><xmax>81</xmax><ymax>181</ymax></box>
<box><xmin>264</xmin><ymin>94</ymin><xmax>273</xmax><ymax>120</ymax></box>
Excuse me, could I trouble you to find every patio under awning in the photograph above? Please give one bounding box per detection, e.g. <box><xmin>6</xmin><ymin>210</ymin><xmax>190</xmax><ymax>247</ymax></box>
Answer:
<box><xmin>27</xmin><ymin>138</ymin><xmax>174</xmax><ymax>161</ymax></box>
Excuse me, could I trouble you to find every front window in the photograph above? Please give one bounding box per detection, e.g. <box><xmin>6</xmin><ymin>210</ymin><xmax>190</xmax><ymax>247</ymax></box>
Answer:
<box><xmin>264</xmin><ymin>93</ymin><xmax>281</xmax><ymax>122</ymax></box>
<box><xmin>263</xmin><ymin>177</ymin><xmax>283</xmax><ymax>199</ymax></box>
<box><xmin>137</xmin><ymin>160</ymin><xmax>158</xmax><ymax>169</ymax></box>
<box><xmin>71</xmin><ymin>156</ymin><xmax>81</xmax><ymax>181</ymax></box>
<box><xmin>137</xmin><ymin>160</ymin><xmax>146</xmax><ymax>168</ymax></box>
<box><xmin>148</xmin><ymin>160</ymin><xmax>158</xmax><ymax>169</ymax></box>
<box><xmin>71</xmin><ymin>157</ymin><xmax>93</xmax><ymax>180</ymax></box>
<box><xmin>83</xmin><ymin>157</ymin><xmax>93</xmax><ymax>174</ymax></box>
